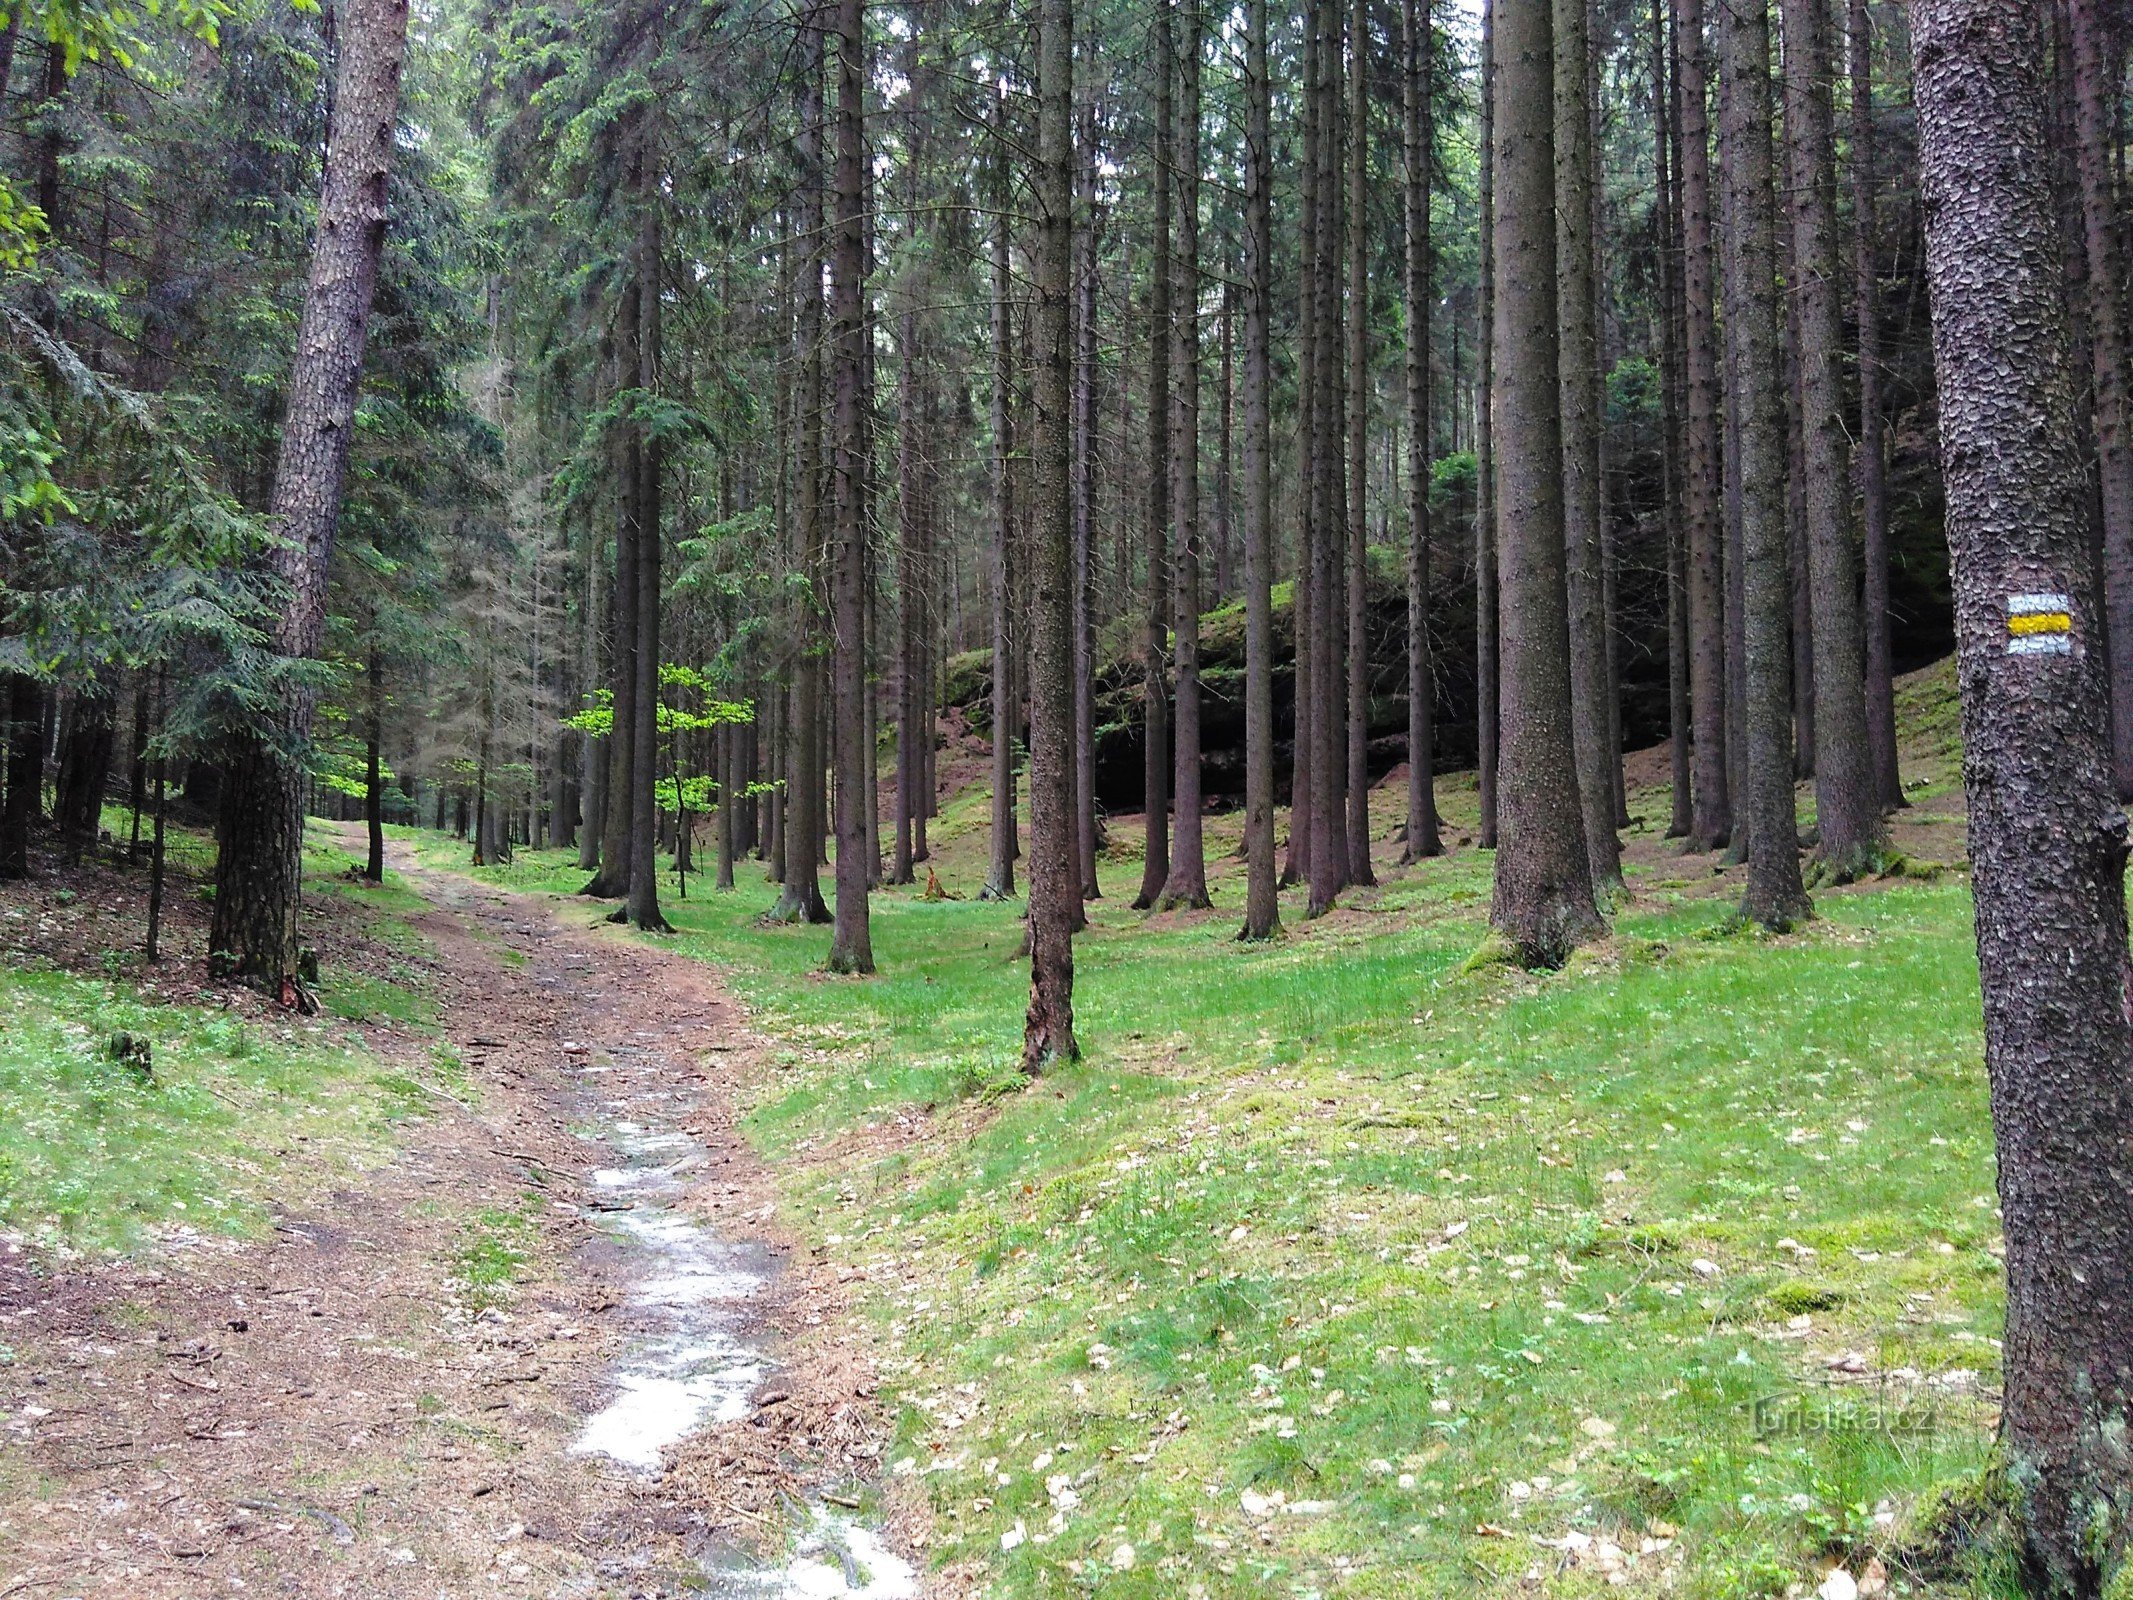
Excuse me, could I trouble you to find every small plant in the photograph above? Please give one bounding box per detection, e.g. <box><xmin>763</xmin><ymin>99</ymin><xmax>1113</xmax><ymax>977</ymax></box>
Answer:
<box><xmin>452</xmin><ymin>1198</ymin><xmax>541</xmax><ymax>1312</ymax></box>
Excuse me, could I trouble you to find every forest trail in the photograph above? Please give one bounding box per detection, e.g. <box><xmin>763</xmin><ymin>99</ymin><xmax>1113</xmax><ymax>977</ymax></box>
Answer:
<box><xmin>0</xmin><ymin>836</ymin><xmax>916</xmax><ymax>1600</ymax></box>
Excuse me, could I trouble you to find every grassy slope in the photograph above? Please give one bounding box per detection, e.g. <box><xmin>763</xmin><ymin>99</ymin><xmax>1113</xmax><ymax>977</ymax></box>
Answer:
<box><xmin>407</xmin><ymin>662</ymin><xmax>2009</xmax><ymax>1599</ymax></box>
<box><xmin>0</xmin><ymin>821</ymin><xmax>445</xmax><ymax>1253</ymax></box>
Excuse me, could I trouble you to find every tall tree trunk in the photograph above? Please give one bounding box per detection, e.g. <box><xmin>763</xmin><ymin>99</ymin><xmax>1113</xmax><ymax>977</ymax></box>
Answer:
<box><xmin>1073</xmin><ymin>106</ymin><xmax>1104</xmax><ymax>902</ymax></box>
<box><xmin>771</xmin><ymin>35</ymin><xmax>832</xmax><ymax>927</ymax></box>
<box><xmin>1490</xmin><ymin>0</ymin><xmax>1604</xmax><ymax>966</ymax></box>
<box><xmin>623</xmin><ymin>185</ymin><xmax>670</xmax><ymax>933</ymax></box>
<box><xmin>1555</xmin><ymin>0</ymin><xmax>1623</xmax><ymax>897</ymax></box>
<box><xmin>716</xmin><ymin>723</ymin><xmax>737</xmax><ymax>890</ymax></box>
<box><xmin>1024</xmin><ymin>0</ymin><xmax>1079</xmax><ymax>1070</ymax></box>
<box><xmin>52</xmin><ymin>695</ymin><xmax>114</xmax><ymax>866</ymax></box>
<box><xmin>1240</xmin><ymin>0</ymin><xmax>1284</xmax><ymax>941</ymax></box>
<box><xmin>1308</xmin><ymin>0</ymin><xmax>1350</xmax><ymax>918</ymax></box>
<box><xmin>364</xmin><ymin>648</ymin><xmax>385</xmax><ymax>882</ymax></box>
<box><xmin>1723</xmin><ymin>253</ymin><xmax>1750</xmax><ymax>860</ymax></box>
<box><xmin>1785</xmin><ymin>267</ymin><xmax>1817</xmax><ymax>782</ymax></box>
<box><xmin>2066</xmin><ymin>0</ymin><xmax>2133</xmax><ymax>800</ymax></box>
<box><xmin>145</xmin><ymin>672</ymin><xmax>167</xmax><ymax>962</ymax></box>
<box><xmin>764</xmin><ymin>690</ymin><xmax>785</xmax><ymax>878</ymax></box>
<box><xmin>473</xmin><ymin>721</ymin><xmax>494</xmax><ymax>866</ymax></box>
<box><xmin>1403</xmin><ymin>0</ymin><xmax>1443</xmax><ymax>861</ymax></box>
<box><xmin>1595</xmin><ymin>44</ymin><xmax>1629</xmax><ymax>835</ymax></box>
<box><xmin>1783</xmin><ymin>0</ymin><xmax>1884</xmax><ymax>877</ymax></box>
<box><xmin>1677</xmin><ymin>0</ymin><xmax>1730</xmax><ymax>849</ymax></box>
<box><xmin>1476</xmin><ymin>0</ymin><xmax>1500</xmax><ymax>850</ymax></box>
<box><xmin>210</xmin><ymin>0</ymin><xmax>410</xmax><ymax>988</ymax></box>
<box><xmin>1134</xmin><ymin>2</ymin><xmax>1175</xmax><ymax>910</ymax></box>
<box><xmin>983</xmin><ymin>118</ymin><xmax>1019</xmax><ymax>903</ymax></box>
<box><xmin>917</xmin><ymin>378</ymin><xmax>940</xmax><ymax>864</ymax></box>
<box><xmin>1656</xmin><ymin>0</ymin><xmax>1693</xmax><ymax>839</ymax></box>
<box><xmin>1215</xmin><ymin>280</ymin><xmax>1235</xmax><ymax>603</ymax></box>
<box><xmin>590</xmin><ymin>306</ymin><xmax>641</xmax><ymax>899</ymax></box>
<box><xmin>1721</xmin><ymin>0</ymin><xmax>1812</xmax><ymax>930</ymax></box>
<box><xmin>825</xmin><ymin>0</ymin><xmax>874</xmax><ymax>974</ymax></box>
<box><xmin>1912</xmin><ymin>3</ymin><xmax>2133</xmax><ymax>1590</ymax></box>
<box><xmin>890</xmin><ymin>308</ymin><xmax>921</xmax><ymax>888</ymax></box>
<box><xmin>1287</xmin><ymin>0</ymin><xmax>1324</xmax><ymax>888</ymax></box>
<box><xmin>1850</xmin><ymin>0</ymin><xmax>1903</xmax><ymax>811</ymax></box>
<box><xmin>0</xmin><ymin>673</ymin><xmax>36</xmax><ymax>880</ymax></box>
<box><xmin>1163</xmin><ymin>0</ymin><xmax>1211</xmax><ymax>910</ymax></box>
<box><xmin>575</xmin><ymin>508</ymin><xmax>605</xmax><ymax>871</ymax></box>
<box><xmin>1343</xmin><ymin>0</ymin><xmax>1376</xmax><ymax>888</ymax></box>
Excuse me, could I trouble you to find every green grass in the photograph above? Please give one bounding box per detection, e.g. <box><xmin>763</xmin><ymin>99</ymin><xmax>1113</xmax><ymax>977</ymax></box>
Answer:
<box><xmin>414</xmin><ymin>872</ymin><xmax>2000</xmax><ymax>1592</ymax></box>
<box><xmin>396</xmin><ymin>659</ymin><xmax>2008</xmax><ymax>1595</ymax></box>
<box><xmin>452</xmin><ymin>1193</ymin><xmax>542</xmax><ymax>1312</ymax></box>
<box><xmin>0</xmin><ymin>814</ymin><xmax>451</xmax><ymax>1250</ymax></box>
<box><xmin>0</xmin><ymin>964</ymin><xmax>410</xmax><ymax>1251</ymax></box>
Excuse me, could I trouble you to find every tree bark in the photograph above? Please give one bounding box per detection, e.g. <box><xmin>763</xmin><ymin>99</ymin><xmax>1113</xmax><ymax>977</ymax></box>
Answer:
<box><xmin>1476</xmin><ymin>0</ymin><xmax>1500</xmax><ymax>851</ymax></box>
<box><xmin>623</xmin><ymin>185</ymin><xmax>670</xmax><ymax>933</ymax></box>
<box><xmin>364</xmin><ymin>648</ymin><xmax>385</xmax><ymax>882</ymax></box>
<box><xmin>825</xmin><ymin>0</ymin><xmax>874</xmax><ymax>974</ymax></box>
<box><xmin>575</xmin><ymin>505</ymin><xmax>605</xmax><ymax>871</ymax></box>
<box><xmin>1403</xmin><ymin>0</ymin><xmax>1443</xmax><ymax>862</ymax></box>
<box><xmin>890</xmin><ymin>307</ymin><xmax>921</xmax><ymax>888</ymax></box>
<box><xmin>1240</xmin><ymin>0</ymin><xmax>1284</xmax><ymax>941</ymax></box>
<box><xmin>1024</xmin><ymin>0</ymin><xmax>1079</xmax><ymax>1070</ymax></box>
<box><xmin>1720</xmin><ymin>0</ymin><xmax>1812</xmax><ymax>930</ymax></box>
<box><xmin>982</xmin><ymin>114</ymin><xmax>1019</xmax><ymax>903</ymax></box>
<box><xmin>0</xmin><ymin>674</ymin><xmax>36</xmax><ymax>879</ymax></box>
<box><xmin>1786</xmin><ymin>266</ymin><xmax>1818</xmax><ymax>782</ymax></box>
<box><xmin>2066</xmin><ymin>0</ymin><xmax>2133</xmax><ymax>800</ymax></box>
<box><xmin>52</xmin><ymin>695</ymin><xmax>113</xmax><ymax>867</ymax></box>
<box><xmin>1677</xmin><ymin>0</ymin><xmax>1730</xmax><ymax>850</ymax></box>
<box><xmin>1287</xmin><ymin>0</ymin><xmax>1324</xmax><ymax>889</ymax></box>
<box><xmin>770</xmin><ymin>29</ymin><xmax>831</xmax><ymax>927</ymax></box>
<box><xmin>1308</xmin><ymin>0</ymin><xmax>1350</xmax><ymax>918</ymax></box>
<box><xmin>1162</xmin><ymin>0</ymin><xmax>1211</xmax><ymax>910</ymax></box>
<box><xmin>1073</xmin><ymin>104</ymin><xmax>1104</xmax><ymax>902</ymax></box>
<box><xmin>145</xmin><ymin>672</ymin><xmax>167</xmax><ymax>962</ymax></box>
<box><xmin>1784</xmin><ymin>0</ymin><xmax>1885</xmax><ymax>878</ymax></box>
<box><xmin>1850</xmin><ymin>0</ymin><xmax>1903</xmax><ymax>811</ymax></box>
<box><xmin>1655</xmin><ymin>0</ymin><xmax>1693</xmax><ymax>840</ymax></box>
<box><xmin>1343</xmin><ymin>0</ymin><xmax>1376</xmax><ymax>889</ymax></box>
<box><xmin>1215</xmin><ymin>280</ymin><xmax>1235</xmax><ymax>604</ymax></box>
<box><xmin>1912</xmin><ymin>2</ymin><xmax>2133</xmax><ymax>1589</ymax></box>
<box><xmin>1489</xmin><ymin>0</ymin><xmax>1604</xmax><ymax>966</ymax></box>
<box><xmin>1133</xmin><ymin>2</ymin><xmax>1175</xmax><ymax>910</ymax></box>
<box><xmin>210</xmin><ymin>0</ymin><xmax>409</xmax><ymax>987</ymax></box>
<box><xmin>589</xmin><ymin>298</ymin><xmax>641</xmax><ymax>899</ymax></box>
<box><xmin>1555</xmin><ymin>0</ymin><xmax>1623</xmax><ymax>897</ymax></box>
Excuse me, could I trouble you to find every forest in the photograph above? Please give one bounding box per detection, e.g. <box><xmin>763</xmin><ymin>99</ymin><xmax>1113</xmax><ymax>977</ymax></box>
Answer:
<box><xmin>2</xmin><ymin>0</ymin><xmax>2131</xmax><ymax>1595</ymax></box>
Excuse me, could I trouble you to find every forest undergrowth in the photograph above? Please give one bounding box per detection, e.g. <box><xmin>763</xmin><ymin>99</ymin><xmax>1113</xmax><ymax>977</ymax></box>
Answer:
<box><xmin>0</xmin><ymin>820</ymin><xmax>460</xmax><ymax>1254</ymax></box>
<box><xmin>394</xmin><ymin>656</ymin><xmax>2014</xmax><ymax>1599</ymax></box>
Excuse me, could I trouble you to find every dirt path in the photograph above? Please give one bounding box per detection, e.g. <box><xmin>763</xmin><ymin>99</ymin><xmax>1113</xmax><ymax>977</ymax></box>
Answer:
<box><xmin>0</xmin><ymin>836</ymin><xmax>913</xmax><ymax>1599</ymax></box>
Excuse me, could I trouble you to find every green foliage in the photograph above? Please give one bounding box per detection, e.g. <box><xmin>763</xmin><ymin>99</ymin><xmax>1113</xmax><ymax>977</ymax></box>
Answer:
<box><xmin>0</xmin><ymin>179</ymin><xmax>48</xmax><ymax>271</ymax></box>
<box><xmin>3</xmin><ymin>0</ymin><xmax>233</xmax><ymax>75</ymax></box>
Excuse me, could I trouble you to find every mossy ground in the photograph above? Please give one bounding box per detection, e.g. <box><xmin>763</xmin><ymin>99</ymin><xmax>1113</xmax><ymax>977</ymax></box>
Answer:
<box><xmin>0</xmin><ymin>816</ymin><xmax>448</xmax><ymax>1252</ymax></box>
<box><xmin>402</xmin><ymin>661</ymin><xmax>2012</xmax><ymax>1596</ymax></box>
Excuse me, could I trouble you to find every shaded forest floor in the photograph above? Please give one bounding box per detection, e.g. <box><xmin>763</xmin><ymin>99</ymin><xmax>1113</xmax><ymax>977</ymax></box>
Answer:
<box><xmin>381</xmin><ymin>654</ymin><xmax>2018</xmax><ymax>1599</ymax></box>
<box><xmin>0</xmin><ymin>654</ymin><xmax>2022</xmax><ymax>1599</ymax></box>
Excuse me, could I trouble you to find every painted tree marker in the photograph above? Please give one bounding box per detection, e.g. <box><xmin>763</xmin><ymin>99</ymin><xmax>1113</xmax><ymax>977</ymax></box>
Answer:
<box><xmin>2006</xmin><ymin>593</ymin><xmax>2073</xmax><ymax>656</ymax></box>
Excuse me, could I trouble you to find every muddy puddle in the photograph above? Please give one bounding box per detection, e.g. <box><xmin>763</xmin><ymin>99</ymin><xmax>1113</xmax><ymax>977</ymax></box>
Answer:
<box><xmin>564</xmin><ymin>1037</ymin><xmax>917</xmax><ymax>1599</ymax></box>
